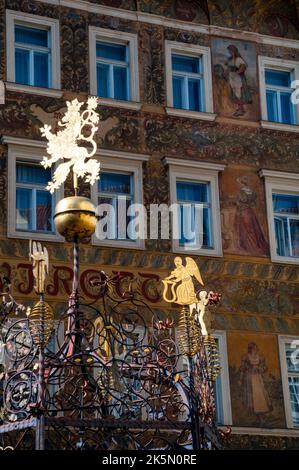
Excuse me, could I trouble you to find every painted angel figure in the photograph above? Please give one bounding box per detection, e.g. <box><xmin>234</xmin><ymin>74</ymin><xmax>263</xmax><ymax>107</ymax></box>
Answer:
<box><xmin>29</xmin><ymin>241</ymin><xmax>49</xmax><ymax>294</ymax></box>
<box><xmin>40</xmin><ymin>97</ymin><xmax>100</xmax><ymax>193</ymax></box>
<box><xmin>162</xmin><ymin>257</ymin><xmax>204</xmax><ymax>305</ymax></box>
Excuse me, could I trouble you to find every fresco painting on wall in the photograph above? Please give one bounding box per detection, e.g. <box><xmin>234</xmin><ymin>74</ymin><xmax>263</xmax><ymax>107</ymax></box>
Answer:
<box><xmin>212</xmin><ymin>38</ymin><xmax>259</xmax><ymax>120</ymax></box>
<box><xmin>221</xmin><ymin>167</ymin><xmax>269</xmax><ymax>256</ymax></box>
<box><xmin>228</xmin><ymin>332</ymin><xmax>285</xmax><ymax>428</ymax></box>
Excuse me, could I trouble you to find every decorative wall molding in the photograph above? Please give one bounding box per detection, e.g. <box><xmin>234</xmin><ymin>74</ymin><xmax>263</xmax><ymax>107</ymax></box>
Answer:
<box><xmin>36</xmin><ymin>0</ymin><xmax>299</xmax><ymax>50</ymax></box>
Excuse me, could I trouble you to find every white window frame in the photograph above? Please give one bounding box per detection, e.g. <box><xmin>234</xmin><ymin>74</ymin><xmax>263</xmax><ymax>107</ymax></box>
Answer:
<box><xmin>166</xmin><ymin>158</ymin><xmax>224</xmax><ymax>257</ymax></box>
<box><xmin>259</xmin><ymin>169</ymin><xmax>299</xmax><ymax>264</ymax></box>
<box><xmin>6</xmin><ymin>9</ymin><xmax>61</xmax><ymax>97</ymax></box>
<box><xmin>279</xmin><ymin>335</ymin><xmax>299</xmax><ymax>429</ymax></box>
<box><xmin>258</xmin><ymin>56</ymin><xmax>299</xmax><ymax>132</ymax></box>
<box><xmin>89</xmin><ymin>26</ymin><xmax>140</xmax><ymax>110</ymax></box>
<box><xmin>91</xmin><ymin>150</ymin><xmax>149</xmax><ymax>250</ymax></box>
<box><xmin>165</xmin><ymin>41</ymin><xmax>216</xmax><ymax>121</ymax></box>
<box><xmin>6</xmin><ymin>139</ymin><xmax>64</xmax><ymax>242</ymax></box>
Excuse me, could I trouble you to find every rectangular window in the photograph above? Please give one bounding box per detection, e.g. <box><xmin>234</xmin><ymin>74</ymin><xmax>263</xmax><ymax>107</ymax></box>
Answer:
<box><xmin>16</xmin><ymin>163</ymin><xmax>54</xmax><ymax>233</ymax></box>
<box><xmin>98</xmin><ymin>171</ymin><xmax>135</xmax><ymax>240</ymax></box>
<box><xmin>273</xmin><ymin>193</ymin><xmax>299</xmax><ymax>258</ymax></box>
<box><xmin>172</xmin><ymin>54</ymin><xmax>204</xmax><ymax>112</ymax></box>
<box><xmin>15</xmin><ymin>25</ymin><xmax>50</xmax><ymax>88</ymax></box>
<box><xmin>6</xmin><ymin>10</ymin><xmax>60</xmax><ymax>92</ymax></box>
<box><xmin>176</xmin><ymin>180</ymin><xmax>213</xmax><ymax>249</ymax></box>
<box><xmin>279</xmin><ymin>337</ymin><xmax>299</xmax><ymax>428</ymax></box>
<box><xmin>265</xmin><ymin>69</ymin><xmax>295</xmax><ymax>125</ymax></box>
<box><xmin>259</xmin><ymin>57</ymin><xmax>299</xmax><ymax>129</ymax></box>
<box><xmin>89</xmin><ymin>27</ymin><xmax>139</xmax><ymax>105</ymax></box>
<box><xmin>96</xmin><ymin>42</ymin><xmax>129</xmax><ymax>101</ymax></box>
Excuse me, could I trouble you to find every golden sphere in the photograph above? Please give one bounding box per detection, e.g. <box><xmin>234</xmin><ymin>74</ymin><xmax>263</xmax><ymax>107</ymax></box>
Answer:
<box><xmin>54</xmin><ymin>196</ymin><xmax>97</xmax><ymax>241</ymax></box>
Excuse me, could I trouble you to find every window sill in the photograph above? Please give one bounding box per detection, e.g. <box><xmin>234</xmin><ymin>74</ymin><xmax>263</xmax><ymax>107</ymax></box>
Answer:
<box><xmin>270</xmin><ymin>254</ymin><xmax>299</xmax><ymax>265</ymax></box>
<box><xmin>166</xmin><ymin>107</ymin><xmax>217</xmax><ymax>121</ymax></box>
<box><xmin>92</xmin><ymin>236</ymin><xmax>145</xmax><ymax>250</ymax></box>
<box><xmin>172</xmin><ymin>244</ymin><xmax>223</xmax><ymax>257</ymax></box>
<box><xmin>8</xmin><ymin>230</ymin><xmax>63</xmax><ymax>242</ymax></box>
<box><xmin>5</xmin><ymin>82</ymin><xmax>63</xmax><ymax>98</ymax></box>
<box><xmin>261</xmin><ymin>120</ymin><xmax>299</xmax><ymax>133</ymax></box>
<box><xmin>98</xmin><ymin>97</ymin><xmax>142</xmax><ymax>111</ymax></box>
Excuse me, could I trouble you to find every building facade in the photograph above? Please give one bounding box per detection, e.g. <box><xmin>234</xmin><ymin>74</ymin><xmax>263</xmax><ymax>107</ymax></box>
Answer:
<box><xmin>0</xmin><ymin>0</ymin><xmax>299</xmax><ymax>449</ymax></box>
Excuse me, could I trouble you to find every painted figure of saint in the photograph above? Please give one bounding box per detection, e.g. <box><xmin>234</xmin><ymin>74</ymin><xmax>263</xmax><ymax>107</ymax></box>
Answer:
<box><xmin>234</xmin><ymin>176</ymin><xmax>269</xmax><ymax>255</ymax></box>
<box><xmin>240</xmin><ymin>343</ymin><xmax>272</xmax><ymax>424</ymax></box>
<box><xmin>225</xmin><ymin>45</ymin><xmax>252</xmax><ymax>117</ymax></box>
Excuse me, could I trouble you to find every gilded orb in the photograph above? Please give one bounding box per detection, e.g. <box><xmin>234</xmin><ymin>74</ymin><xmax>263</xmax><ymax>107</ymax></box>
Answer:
<box><xmin>54</xmin><ymin>196</ymin><xmax>97</xmax><ymax>241</ymax></box>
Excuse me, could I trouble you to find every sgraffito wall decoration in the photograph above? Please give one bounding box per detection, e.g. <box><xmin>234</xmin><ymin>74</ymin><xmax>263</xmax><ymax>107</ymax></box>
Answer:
<box><xmin>211</xmin><ymin>38</ymin><xmax>259</xmax><ymax>120</ymax></box>
<box><xmin>220</xmin><ymin>166</ymin><xmax>269</xmax><ymax>256</ymax></box>
<box><xmin>227</xmin><ymin>332</ymin><xmax>285</xmax><ymax>428</ymax></box>
<box><xmin>140</xmin><ymin>0</ymin><xmax>209</xmax><ymax>24</ymax></box>
<box><xmin>208</xmin><ymin>0</ymin><xmax>299</xmax><ymax>39</ymax></box>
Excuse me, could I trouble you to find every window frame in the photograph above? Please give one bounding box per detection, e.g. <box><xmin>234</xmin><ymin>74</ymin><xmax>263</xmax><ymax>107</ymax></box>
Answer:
<box><xmin>6</xmin><ymin>140</ymin><xmax>64</xmax><ymax>242</ymax></box>
<box><xmin>279</xmin><ymin>335</ymin><xmax>299</xmax><ymax>429</ymax></box>
<box><xmin>166</xmin><ymin>158</ymin><xmax>224</xmax><ymax>257</ymax></box>
<box><xmin>91</xmin><ymin>151</ymin><xmax>149</xmax><ymax>250</ymax></box>
<box><xmin>259</xmin><ymin>169</ymin><xmax>299</xmax><ymax>264</ymax></box>
<box><xmin>165</xmin><ymin>41</ymin><xmax>215</xmax><ymax>121</ymax></box>
<box><xmin>258</xmin><ymin>56</ymin><xmax>299</xmax><ymax>131</ymax></box>
<box><xmin>6</xmin><ymin>10</ymin><xmax>61</xmax><ymax>96</ymax></box>
<box><xmin>89</xmin><ymin>26</ymin><xmax>140</xmax><ymax>109</ymax></box>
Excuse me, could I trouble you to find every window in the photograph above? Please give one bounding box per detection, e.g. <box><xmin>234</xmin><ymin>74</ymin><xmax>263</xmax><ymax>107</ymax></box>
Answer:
<box><xmin>6</xmin><ymin>139</ymin><xmax>63</xmax><ymax>241</ymax></box>
<box><xmin>165</xmin><ymin>41</ymin><xmax>215</xmax><ymax>120</ymax></box>
<box><xmin>166</xmin><ymin>158</ymin><xmax>224</xmax><ymax>256</ymax></box>
<box><xmin>6</xmin><ymin>10</ymin><xmax>60</xmax><ymax>94</ymax></box>
<box><xmin>91</xmin><ymin>151</ymin><xmax>148</xmax><ymax>249</ymax></box>
<box><xmin>176</xmin><ymin>180</ymin><xmax>212</xmax><ymax>249</ymax></box>
<box><xmin>16</xmin><ymin>163</ymin><xmax>53</xmax><ymax>233</ymax></box>
<box><xmin>259</xmin><ymin>170</ymin><xmax>299</xmax><ymax>264</ymax></box>
<box><xmin>89</xmin><ymin>27</ymin><xmax>140</xmax><ymax>108</ymax></box>
<box><xmin>96</xmin><ymin>42</ymin><xmax>129</xmax><ymax>101</ymax></box>
<box><xmin>98</xmin><ymin>171</ymin><xmax>135</xmax><ymax>241</ymax></box>
<box><xmin>273</xmin><ymin>193</ymin><xmax>299</xmax><ymax>258</ymax></box>
<box><xmin>259</xmin><ymin>57</ymin><xmax>299</xmax><ymax>130</ymax></box>
<box><xmin>279</xmin><ymin>336</ymin><xmax>299</xmax><ymax>428</ymax></box>
<box><xmin>265</xmin><ymin>69</ymin><xmax>295</xmax><ymax>124</ymax></box>
<box><xmin>14</xmin><ymin>25</ymin><xmax>51</xmax><ymax>88</ymax></box>
<box><xmin>172</xmin><ymin>54</ymin><xmax>204</xmax><ymax>112</ymax></box>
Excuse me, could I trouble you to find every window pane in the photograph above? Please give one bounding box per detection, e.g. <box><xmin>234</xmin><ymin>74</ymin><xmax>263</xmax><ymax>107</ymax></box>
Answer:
<box><xmin>288</xmin><ymin>376</ymin><xmax>299</xmax><ymax>428</ymax></box>
<box><xmin>97</xmin><ymin>63</ymin><xmax>110</xmax><ymax>97</ymax></box>
<box><xmin>188</xmin><ymin>78</ymin><xmax>202</xmax><ymax>112</ymax></box>
<box><xmin>290</xmin><ymin>219</ymin><xmax>299</xmax><ymax>257</ymax></box>
<box><xmin>96</xmin><ymin>42</ymin><xmax>127</xmax><ymax>62</ymax></box>
<box><xmin>36</xmin><ymin>190</ymin><xmax>53</xmax><ymax>232</ymax></box>
<box><xmin>265</xmin><ymin>69</ymin><xmax>291</xmax><ymax>87</ymax></box>
<box><xmin>274</xmin><ymin>217</ymin><xmax>290</xmax><ymax>257</ymax></box>
<box><xmin>34</xmin><ymin>51</ymin><xmax>49</xmax><ymax>88</ymax></box>
<box><xmin>15</xmin><ymin>48</ymin><xmax>30</xmax><ymax>85</ymax></box>
<box><xmin>16</xmin><ymin>164</ymin><xmax>51</xmax><ymax>185</ymax></box>
<box><xmin>285</xmin><ymin>344</ymin><xmax>299</xmax><ymax>373</ymax></box>
<box><xmin>113</xmin><ymin>67</ymin><xmax>128</xmax><ymax>100</ymax></box>
<box><xmin>177</xmin><ymin>181</ymin><xmax>208</xmax><ymax>203</ymax></box>
<box><xmin>172</xmin><ymin>55</ymin><xmax>199</xmax><ymax>73</ymax></box>
<box><xmin>280</xmin><ymin>92</ymin><xmax>293</xmax><ymax>124</ymax></box>
<box><xmin>203</xmin><ymin>207</ymin><xmax>213</xmax><ymax>248</ymax></box>
<box><xmin>15</xmin><ymin>26</ymin><xmax>49</xmax><ymax>47</ymax></box>
<box><xmin>266</xmin><ymin>90</ymin><xmax>278</xmax><ymax>122</ymax></box>
<box><xmin>99</xmin><ymin>172</ymin><xmax>132</xmax><ymax>195</ymax></box>
<box><xmin>16</xmin><ymin>188</ymin><xmax>32</xmax><ymax>231</ymax></box>
<box><xmin>98</xmin><ymin>195</ymin><xmax>133</xmax><ymax>240</ymax></box>
<box><xmin>273</xmin><ymin>194</ymin><xmax>299</xmax><ymax>215</ymax></box>
<box><xmin>173</xmin><ymin>76</ymin><xmax>183</xmax><ymax>109</ymax></box>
